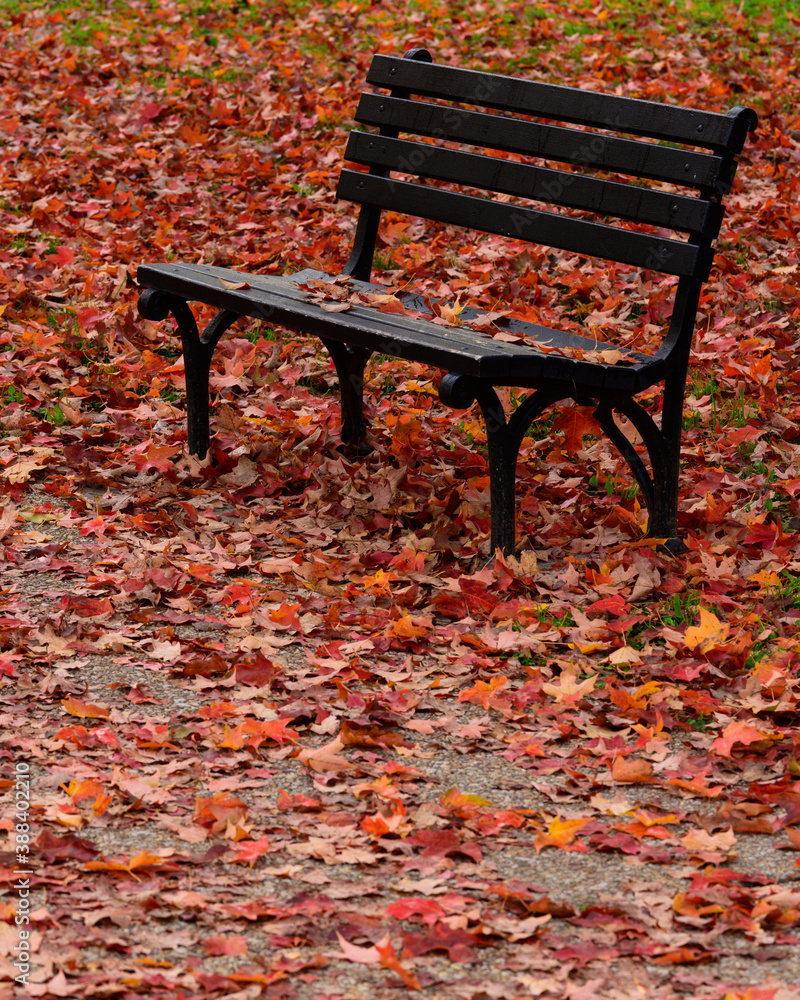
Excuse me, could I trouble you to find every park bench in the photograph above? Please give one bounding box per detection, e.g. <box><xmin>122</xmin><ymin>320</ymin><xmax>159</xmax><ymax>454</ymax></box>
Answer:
<box><xmin>136</xmin><ymin>49</ymin><xmax>757</xmax><ymax>556</ymax></box>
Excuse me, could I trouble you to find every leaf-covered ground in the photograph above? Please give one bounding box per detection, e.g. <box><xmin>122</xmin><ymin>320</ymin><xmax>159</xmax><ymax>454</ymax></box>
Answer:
<box><xmin>1</xmin><ymin>1</ymin><xmax>800</xmax><ymax>998</ymax></box>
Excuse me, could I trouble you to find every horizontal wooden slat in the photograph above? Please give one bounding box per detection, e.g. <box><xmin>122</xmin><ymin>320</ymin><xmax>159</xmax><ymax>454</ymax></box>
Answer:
<box><xmin>337</xmin><ymin>170</ymin><xmax>714</xmax><ymax>279</ymax></box>
<box><xmin>344</xmin><ymin>132</ymin><xmax>723</xmax><ymax>236</ymax></box>
<box><xmin>136</xmin><ymin>262</ymin><xmax>663</xmax><ymax>392</ymax></box>
<box><xmin>368</xmin><ymin>54</ymin><xmax>755</xmax><ymax>153</ymax></box>
<box><xmin>355</xmin><ymin>93</ymin><xmax>731</xmax><ymax>192</ymax></box>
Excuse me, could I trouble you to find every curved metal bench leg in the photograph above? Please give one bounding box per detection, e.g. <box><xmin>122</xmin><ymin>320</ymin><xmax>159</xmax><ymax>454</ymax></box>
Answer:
<box><xmin>647</xmin><ymin>369</ymin><xmax>687</xmax><ymax>551</ymax></box>
<box><xmin>138</xmin><ymin>290</ymin><xmax>239</xmax><ymax>458</ymax></box>
<box><xmin>594</xmin><ymin>388</ymin><xmax>686</xmax><ymax>553</ymax></box>
<box><xmin>593</xmin><ymin>401</ymin><xmax>656</xmax><ymax>514</ymax></box>
<box><xmin>320</xmin><ymin>338</ymin><xmax>373</xmax><ymax>453</ymax></box>
<box><xmin>440</xmin><ymin>375</ymin><xmax>567</xmax><ymax>555</ymax></box>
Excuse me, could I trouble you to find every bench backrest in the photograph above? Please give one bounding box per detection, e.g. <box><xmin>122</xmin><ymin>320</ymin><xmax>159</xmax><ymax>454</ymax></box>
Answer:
<box><xmin>337</xmin><ymin>50</ymin><xmax>757</xmax><ymax>309</ymax></box>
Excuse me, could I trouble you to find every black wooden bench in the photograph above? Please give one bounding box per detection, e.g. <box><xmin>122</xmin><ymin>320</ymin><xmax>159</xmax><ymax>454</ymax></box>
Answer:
<box><xmin>137</xmin><ymin>49</ymin><xmax>757</xmax><ymax>556</ymax></box>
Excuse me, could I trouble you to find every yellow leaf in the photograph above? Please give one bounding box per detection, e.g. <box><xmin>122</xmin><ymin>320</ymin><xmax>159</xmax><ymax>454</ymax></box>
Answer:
<box><xmin>574</xmin><ymin>641</ymin><xmax>608</xmax><ymax>654</ymax></box>
<box><xmin>216</xmin><ymin>724</ymin><xmax>245</xmax><ymax>750</ymax></box>
<box><xmin>684</xmin><ymin>607</ymin><xmax>729</xmax><ymax>653</ymax></box>
<box><xmin>748</xmin><ymin>569</ymin><xmax>781</xmax><ymax>590</ymax></box>
<box><xmin>632</xmin><ymin>680</ymin><xmax>662</xmax><ymax>703</ymax></box>
<box><xmin>438</xmin><ymin>299</ymin><xmax>464</xmax><ymax>325</ymax></box>
<box><xmin>128</xmin><ymin>850</ymin><xmax>171</xmax><ymax>869</ymax></box>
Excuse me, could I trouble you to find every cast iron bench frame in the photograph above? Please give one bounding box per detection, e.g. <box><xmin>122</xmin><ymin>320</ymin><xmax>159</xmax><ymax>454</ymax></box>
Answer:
<box><xmin>137</xmin><ymin>49</ymin><xmax>757</xmax><ymax>556</ymax></box>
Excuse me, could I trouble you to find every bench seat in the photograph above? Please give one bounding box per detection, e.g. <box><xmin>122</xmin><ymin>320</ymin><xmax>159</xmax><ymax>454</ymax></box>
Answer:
<box><xmin>138</xmin><ymin>261</ymin><xmax>660</xmax><ymax>393</ymax></box>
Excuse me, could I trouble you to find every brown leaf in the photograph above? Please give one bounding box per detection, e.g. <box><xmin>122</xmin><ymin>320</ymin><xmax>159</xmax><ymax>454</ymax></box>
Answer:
<box><xmin>610</xmin><ymin>757</ymin><xmax>654</xmax><ymax>784</ymax></box>
<box><xmin>296</xmin><ymin>736</ymin><xmax>356</xmax><ymax>773</ymax></box>
<box><xmin>318</xmin><ymin>300</ymin><xmax>352</xmax><ymax>312</ymax></box>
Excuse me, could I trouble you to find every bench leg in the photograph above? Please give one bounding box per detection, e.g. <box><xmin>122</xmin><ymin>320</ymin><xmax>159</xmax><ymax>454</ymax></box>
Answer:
<box><xmin>648</xmin><ymin>370</ymin><xmax>687</xmax><ymax>553</ymax></box>
<box><xmin>320</xmin><ymin>339</ymin><xmax>372</xmax><ymax>454</ymax></box>
<box><xmin>440</xmin><ymin>375</ymin><xmax>566</xmax><ymax>555</ymax></box>
<box><xmin>138</xmin><ymin>290</ymin><xmax>239</xmax><ymax>458</ymax></box>
<box><xmin>593</xmin><ymin>388</ymin><xmax>686</xmax><ymax>554</ymax></box>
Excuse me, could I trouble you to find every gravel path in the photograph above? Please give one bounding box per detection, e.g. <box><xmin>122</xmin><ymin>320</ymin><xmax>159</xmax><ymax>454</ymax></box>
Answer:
<box><xmin>3</xmin><ymin>485</ymin><xmax>800</xmax><ymax>1000</ymax></box>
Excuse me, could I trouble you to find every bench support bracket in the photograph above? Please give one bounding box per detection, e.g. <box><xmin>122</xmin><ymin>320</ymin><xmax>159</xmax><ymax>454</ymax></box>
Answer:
<box><xmin>593</xmin><ymin>382</ymin><xmax>687</xmax><ymax>554</ymax></box>
<box><xmin>138</xmin><ymin>291</ymin><xmax>239</xmax><ymax>459</ymax></box>
<box><xmin>440</xmin><ymin>374</ymin><xmax>568</xmax><ymax>556</ymax></box>
<box><xmin>440</xmin><ymin>373</ymin><xmax>687</xmax><ymax>557</ymax></box>
<box><xmin>320</xmin><ymin>338</ymin><xmax>373</xmax><ymax>454</ymax></box>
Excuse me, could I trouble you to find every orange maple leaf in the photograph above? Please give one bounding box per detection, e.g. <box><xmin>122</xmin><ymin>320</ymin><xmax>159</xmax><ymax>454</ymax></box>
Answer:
<box><xmin>710</xmin><ymin>719</ymin><xmax>780</xmax><ymax>758</ymax></box>
<box><xmin>458</xmin><ymin>676</ymin><xmax>509</xmax><ymax>709</ymax></box>
<box><xmin>129</xmin><ymin>442</ymin><xmax>179</xmax><ymax>473</ymax></box>
<box><xmin>667</xmin><ymin>773</ymin><xmax>725</xmax><ymax>797</ymax></box>
<box><xmin>61</xmin><ymin>696</ymin><xmax>110</xmax><ymax>720</ymax></box>
<box><xmin>551</xmin><ymin>405</ymin><xmax>600</xmax><ymax>456</ymax></box>
<box><xmin>390</xmin><ymin>615</ymin><xmax>429</xmax><ymax>639</ymax></box>
<box><xmin>229</xmin><ymin>836</ymin><xmax>271</xmax><ymax>867</ymax></box>
<box><xmin>360</xmin><ymin>802</ymin><xmax>407</xmax><ymax>838</ymax></box>
<box><xmin>217</xmin><ymin>724</ymin><xmax>247</xmax><ymax>751</ymax></box>
<box><xmin>67</xmin><ymin>779</ymin><xmax>114</xmax><ymax>816</ymax></box>
<box><xmin>534</xmin><ymin>816</ymin><xmax>591</xmax><ymax>852</ymax></box>
<box><xmin>436</xmin><ymin>299</ymin><xmax>464</xmax><ymax>326</ymax></box>
<box><xmin>193</xmin><ymin>793</ymin><xmax>249</xmax><ymax>835</ymax></box>
<box><xmin>217</xmin><ymin>718</ymin><xmax>299</xmax><ymax>751</ymax></box>
<box><xmin>85</xmin><ymin>851</ymin><xmax>176</xmax><ymax>879</ymax></box>
<box><xmin>198</xmin><ymin>702</ymin><xmax>244</xmax><ymax>720</ymax></box>
<box><xmin>376</xmin><ymin>935</ymin><xmax>421</xmax><ymax>990</ymax></box>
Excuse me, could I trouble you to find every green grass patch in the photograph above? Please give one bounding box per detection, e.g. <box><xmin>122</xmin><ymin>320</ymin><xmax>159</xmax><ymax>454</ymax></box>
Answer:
<box><xmin>599</xmin><ymin>0</ymin><xmax>797</xmax><ymax>33</ymax></box>
<box><xmin>658</xmin><ymin>589</ymin><xmax>702</xmax><ymax>628</ymax></box>
<box><xmin>767</xmin><ymin>572</ymin><xmax>800</xmax><ymax>610</ymax></box>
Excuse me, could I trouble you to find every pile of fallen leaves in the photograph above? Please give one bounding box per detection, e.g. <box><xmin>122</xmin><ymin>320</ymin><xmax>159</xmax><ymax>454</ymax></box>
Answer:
<box><xmin>1</xmin><ymin>1</ymin><xmax>800</xmax><ymax>998</ymax></box>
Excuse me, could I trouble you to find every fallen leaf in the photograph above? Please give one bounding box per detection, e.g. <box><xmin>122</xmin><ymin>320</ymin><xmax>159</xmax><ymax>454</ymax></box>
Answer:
<box><xmin>684</xmin><ymin>607</ymin><xmax>730</xmax><ymax>653</ymax></box>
